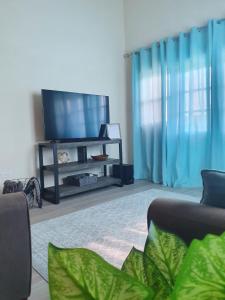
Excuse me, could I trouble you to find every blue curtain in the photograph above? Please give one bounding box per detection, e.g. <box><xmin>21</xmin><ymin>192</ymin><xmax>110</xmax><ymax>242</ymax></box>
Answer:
<box><xmin>132</xmin><ymin>20</ymin><xmax>225</xmax><ymax>187</ymax></box>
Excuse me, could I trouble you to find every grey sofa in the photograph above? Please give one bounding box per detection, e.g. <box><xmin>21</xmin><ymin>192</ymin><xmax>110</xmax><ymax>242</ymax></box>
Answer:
<box><xmin>147</xmin><ymin>198</ymin><xmax>225</xmax><ymax>245</ymax></box>
<box><xmin>0</xmin><ymin>192</ymin><xmax>31</xmax><ymax>300</ymax></box>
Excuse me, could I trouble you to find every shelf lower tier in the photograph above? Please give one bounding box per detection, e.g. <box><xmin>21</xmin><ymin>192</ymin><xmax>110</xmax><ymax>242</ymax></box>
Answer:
<box><xmin>43</xmin><ymin>176</ymin><xmax>122</xmax><ymax>203</ymax></box>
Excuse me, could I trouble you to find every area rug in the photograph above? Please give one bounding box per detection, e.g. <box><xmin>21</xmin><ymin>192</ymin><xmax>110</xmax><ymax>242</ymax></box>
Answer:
<box><xmin>31</xmin><ymin>188</ymin><xmax>199</xmax><ymax>281</ymax></box>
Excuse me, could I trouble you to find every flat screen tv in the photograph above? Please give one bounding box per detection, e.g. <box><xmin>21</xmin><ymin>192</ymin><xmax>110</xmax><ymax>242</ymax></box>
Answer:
<box><xmin>42</xmin><ymin>89</ymin><xmax>110</xmax><ymax>141</ymax></box>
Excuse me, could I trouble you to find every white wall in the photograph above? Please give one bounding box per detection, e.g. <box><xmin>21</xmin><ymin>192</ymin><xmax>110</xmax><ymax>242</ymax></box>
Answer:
<box><xmin>123</xmin><ymin>0</ymin><xmax>225</xmax><ymax>161</ymax></box>
<box><xmin>0</xmin><ymin>0</ymin><xmax>126</xmax><ymax>184</ymax></box>
<box><xmin>124</xmin><ymin>0</ymin><xmax>225</xmax><ymax>52</ymax></box>
<box><xmin>2</xmin><ymin>0</ymin><xmax>224</xmax><ymax>182</ymax></box>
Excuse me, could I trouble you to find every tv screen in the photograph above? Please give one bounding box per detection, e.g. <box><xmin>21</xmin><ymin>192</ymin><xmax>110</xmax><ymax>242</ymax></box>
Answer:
<box><xmin>42</xmin><ymin>89</ymin><xmax>110</xmax><ymax>141</ymax></box>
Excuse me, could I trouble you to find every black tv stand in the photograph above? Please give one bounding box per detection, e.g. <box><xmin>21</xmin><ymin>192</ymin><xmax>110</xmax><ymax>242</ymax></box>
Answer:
<box><xmin>38</xmin><ymin>139</ymin><xmax>123</xmax><ymax>204</ymax></box>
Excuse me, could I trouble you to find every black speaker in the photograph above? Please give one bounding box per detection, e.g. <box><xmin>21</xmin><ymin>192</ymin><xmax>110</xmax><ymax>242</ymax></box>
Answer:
<box><xmin>112</xmin><ymin>164</ymin><xmax>134</xmax><ymax>185</ymax></box>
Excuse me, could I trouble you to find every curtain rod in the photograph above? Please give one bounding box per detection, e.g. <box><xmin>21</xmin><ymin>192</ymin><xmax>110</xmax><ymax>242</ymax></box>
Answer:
<box><xmin>123</xmin><ymin>18</ymin><xmax>225</xmax><ymax>58</ymax></box>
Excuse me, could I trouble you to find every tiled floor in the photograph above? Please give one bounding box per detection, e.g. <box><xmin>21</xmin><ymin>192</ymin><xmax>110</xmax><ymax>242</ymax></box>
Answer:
<box><xmin>29</xmin><ymin>180</ymin><xmax>202</xmax><ymax>300</ymax></box>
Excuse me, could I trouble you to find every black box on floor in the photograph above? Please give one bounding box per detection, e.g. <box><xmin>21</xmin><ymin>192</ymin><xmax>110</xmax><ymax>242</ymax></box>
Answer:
<box><xmin>112</xmin><ymin>164</ymin><xmax>134</xmax><ymax>185</ymax></box>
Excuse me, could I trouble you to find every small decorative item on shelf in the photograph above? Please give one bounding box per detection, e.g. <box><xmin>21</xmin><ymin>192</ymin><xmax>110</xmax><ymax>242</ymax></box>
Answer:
<box><xmin>63</xmin><ymin>173</ymin><xmax>98</xmax><ymax>187</ymax></box>
<box><xmin>58</xmin><ymin>151</ymin><xmax>70</xmax><ymax>164</ymax></box>
<box><xmin>106</xmin><ymin>123</ymin><xmax>121</xmax><ymax>139</ymax></box>
<box><xmin>91</xmin><ymin>154</ymin><xmax>109</xmax><ymax>161</ymax></box>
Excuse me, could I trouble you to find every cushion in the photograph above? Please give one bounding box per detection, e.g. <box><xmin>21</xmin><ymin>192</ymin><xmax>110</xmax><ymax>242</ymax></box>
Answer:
<box><xmin>201</xmin><ymin>169</ymin><xmax>225</xmax><ymax>209</ymax></box>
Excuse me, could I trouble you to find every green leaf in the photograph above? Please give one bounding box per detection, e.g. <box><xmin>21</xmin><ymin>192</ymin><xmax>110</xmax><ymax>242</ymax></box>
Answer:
<box><xmin>48</xmin><ymin>243</ymin><xmax>154</xmax><ymax>300</ymax></box>
<box><xmin>121</xmin><ymin>247</ymin><xmax>147</xmax><ymax>286</ymax></box>
<box><xmin>171</xmin><ymin>233</ymin><xmax>225</xmax><ymax>300</ymax></box>
<box><xmin>143</xmin><ymin>223</ymin><xmax>187</xmax><ymax>299</ymax></box>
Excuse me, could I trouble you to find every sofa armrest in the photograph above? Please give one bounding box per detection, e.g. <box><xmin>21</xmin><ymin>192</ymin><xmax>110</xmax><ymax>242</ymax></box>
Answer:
<box><xmin>147</xmin><ymin>198</ymin><xmax>225</xmax><ymax>245</ymax></box>
<box><xmin>0</xmin><ymin>192</ymin><xmax>31</xmax><ymax>300</ymax></box>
